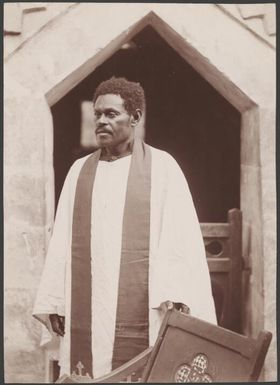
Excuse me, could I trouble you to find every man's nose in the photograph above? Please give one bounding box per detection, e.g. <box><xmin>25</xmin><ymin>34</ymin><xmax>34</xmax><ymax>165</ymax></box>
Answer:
<box><xmin>97</xmin><ymin>113</ymin><xmax>107</xmax><ymax>125</ymax></box>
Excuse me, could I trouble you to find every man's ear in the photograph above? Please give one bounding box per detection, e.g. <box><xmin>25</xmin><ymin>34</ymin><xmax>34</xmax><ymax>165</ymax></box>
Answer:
<box><xmin>131</xmin><ymin>109</ymin><xmax>142</xmax><ymax>126</ymax></box>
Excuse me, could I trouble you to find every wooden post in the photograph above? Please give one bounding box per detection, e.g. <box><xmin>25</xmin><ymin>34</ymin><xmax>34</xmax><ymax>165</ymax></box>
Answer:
<box><xmin>228</xmin><ymin>208</ymin><xmax>243</xmax><ymax>333</ymax></box>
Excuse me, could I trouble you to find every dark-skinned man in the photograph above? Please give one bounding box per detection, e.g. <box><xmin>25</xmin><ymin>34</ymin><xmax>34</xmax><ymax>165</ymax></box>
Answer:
<box><xmin>33</xmin><ymin>77</ymin><xmax>216</xmax><ymax>379</ymax></box>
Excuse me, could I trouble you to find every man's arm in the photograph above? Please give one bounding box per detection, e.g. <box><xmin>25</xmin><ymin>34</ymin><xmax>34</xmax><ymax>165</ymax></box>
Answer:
<box><xmin>32</xmin><ymin>164</ymin><xmax>75</xmax><ymax>331</ymax></box>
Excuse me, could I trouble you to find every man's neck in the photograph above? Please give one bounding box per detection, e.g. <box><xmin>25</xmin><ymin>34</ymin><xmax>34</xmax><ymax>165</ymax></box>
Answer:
<box><xmin>100</xmin><ymin>139</ymin><xmax>134</xmax><ymax>159</ymax></box>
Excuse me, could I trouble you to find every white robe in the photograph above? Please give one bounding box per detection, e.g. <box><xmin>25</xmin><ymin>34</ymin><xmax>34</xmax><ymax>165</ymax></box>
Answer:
<box><xmin>33</xmin><ymin>146</ymin><xmax>217</xmax><ymax>378</ymax></box>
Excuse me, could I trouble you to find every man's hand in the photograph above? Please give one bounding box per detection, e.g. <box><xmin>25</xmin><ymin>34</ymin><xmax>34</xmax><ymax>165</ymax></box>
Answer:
<box><xmin>174</xmin><ymin>302</ymin><xmax>190</xmax><ymax>314</ymax></box>
<box><xmin>49</xmin><ymin>314</ymin><xmax>65</xmax><ymax>337</ymax></box>
<box><xmin>159</xmin><ymin>300</ymin><xmax>174</xmax><ymax>313</ymax></box>
<box><xmin>155</xmin><ymin>301</ymin><xmax>190</xmax><ymax>314</ymax></box>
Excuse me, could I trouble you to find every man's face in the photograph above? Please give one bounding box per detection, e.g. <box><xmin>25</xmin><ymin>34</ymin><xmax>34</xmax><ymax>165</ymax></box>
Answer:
<box><xmin>94</xmin><ymin>94</ymin><xmax>134</xmax><ymax>148</ymax></box>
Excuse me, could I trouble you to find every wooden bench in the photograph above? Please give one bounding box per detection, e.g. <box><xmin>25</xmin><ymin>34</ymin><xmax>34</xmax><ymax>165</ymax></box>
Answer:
<box><xmin>57</xmin><ymin>309</ymin><xmax>272</xmax><ymax>383</ymax></box>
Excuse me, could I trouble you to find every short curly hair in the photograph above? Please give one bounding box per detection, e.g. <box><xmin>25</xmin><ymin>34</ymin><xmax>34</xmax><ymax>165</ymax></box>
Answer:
<box><xmin>93</xmin><ymin>77</ymin><xmax>145</xmax><ymax>115</ymax></box>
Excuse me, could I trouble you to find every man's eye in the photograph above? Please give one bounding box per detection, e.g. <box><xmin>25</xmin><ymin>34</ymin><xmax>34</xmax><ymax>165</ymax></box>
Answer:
<box><xmin>94</xmin><ymin>112</ymin><xmax>101</xmax><ymax>119</ymax></box>
<box><xmin>107</xmin><ymin>112</ymin><xmax>117</xmax><ymax>118</ymax></box>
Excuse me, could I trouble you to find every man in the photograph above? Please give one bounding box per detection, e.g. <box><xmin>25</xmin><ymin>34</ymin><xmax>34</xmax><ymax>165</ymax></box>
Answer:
<box><xmin>33</xmin><ymin>77</ymin><xmax>216</xmax><ymax>379</ymax></box>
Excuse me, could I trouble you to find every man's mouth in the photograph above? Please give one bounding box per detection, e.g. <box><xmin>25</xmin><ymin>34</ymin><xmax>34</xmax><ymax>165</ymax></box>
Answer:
<box><xmin>96</xmin><ymin>129</ymin><xmax>112</xmax><ymax>135</ymax></box>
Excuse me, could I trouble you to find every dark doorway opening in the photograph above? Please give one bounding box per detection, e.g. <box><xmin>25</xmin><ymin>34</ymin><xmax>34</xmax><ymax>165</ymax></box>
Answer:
<box><xmin>51</xmin><ymin>26</ymin><xmax>241</xmax><ymax>222</ymax></box>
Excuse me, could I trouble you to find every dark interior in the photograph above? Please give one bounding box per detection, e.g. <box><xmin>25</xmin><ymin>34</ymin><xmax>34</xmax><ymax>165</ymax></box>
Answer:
<box><xmin>51</xmin><ymin>26</ymin><xmax>241</xmax><ymax>222</ymax></box>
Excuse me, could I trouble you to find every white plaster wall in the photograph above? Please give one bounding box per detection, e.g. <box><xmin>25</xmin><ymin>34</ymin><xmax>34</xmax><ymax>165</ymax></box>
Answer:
<box><xmin>4</xmin><ymin>3</ymin><xmax>276</xmax><ymax>381</ymax></box>
<box><xmin>4</xmin><ymin>3</ymin><xmax>75</xmax><ymax>58</ymax></box>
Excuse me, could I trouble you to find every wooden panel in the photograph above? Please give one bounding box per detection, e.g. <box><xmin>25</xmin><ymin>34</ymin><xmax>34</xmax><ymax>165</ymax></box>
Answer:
<box><xmin>207</xmin><ymin>258</ymin><xmax>231</xmax><ymax>272</ymax></box>
<box><xmin>168</xmin><ymin>312</ymin><xmax>254</xmax><ymax>357</ymax></box>
<box><xmin>200</xmin><ymin>223</ymin><xmax>230</xmax><ymax>237</ymax></box>
<box><xmin>142</xmin><ymin>310</ymin><xmax>272</xmax><ymax>383</ymax></box>
<box><xmin>202</xmin><ymin>209</ymin><xmax>243</xmax><ymax>333</ymax></box>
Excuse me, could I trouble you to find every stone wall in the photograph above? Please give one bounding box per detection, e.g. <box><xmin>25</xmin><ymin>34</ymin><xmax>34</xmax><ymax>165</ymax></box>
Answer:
<box><xmin>4</xmin><ymin>3</ymin><xmax>276</xmax><ymax>382</ymax></box>
<box><xmin>4</xmin><ymin>79</ymin><xmax>51</xmax><ymax>382</ymax></box>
